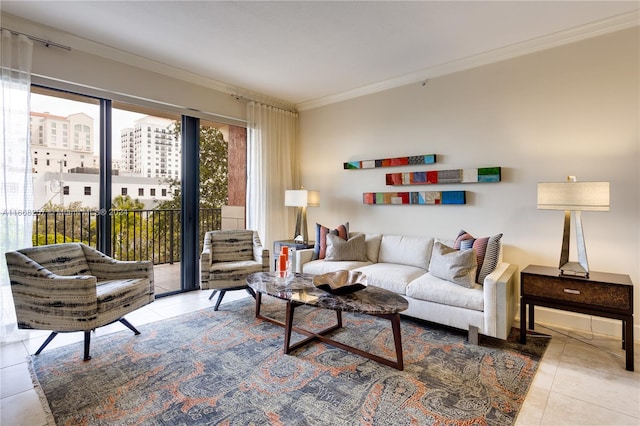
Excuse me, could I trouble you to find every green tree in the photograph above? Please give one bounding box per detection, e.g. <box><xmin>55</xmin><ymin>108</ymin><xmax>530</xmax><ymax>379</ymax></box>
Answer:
<box><xmin>112</xmin><ymin>194</ymin><xmax>145</xmax><ymax>211</ymax></box>
<box><xmin>34</xmin><ymin>201</ymin><xmax>96</xmax><ymax>246</ymax></box>
<box><xmin>198</xmin><ymin>126</ymin><xmax>228</xmax><ymax>208</ymax></box>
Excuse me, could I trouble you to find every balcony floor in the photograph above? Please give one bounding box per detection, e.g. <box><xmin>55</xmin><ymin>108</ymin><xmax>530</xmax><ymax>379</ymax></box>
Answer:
<box><xmin>153</xmin><ymin>263</ymin><xmax>183</xmax><ymax>294</ymax></box>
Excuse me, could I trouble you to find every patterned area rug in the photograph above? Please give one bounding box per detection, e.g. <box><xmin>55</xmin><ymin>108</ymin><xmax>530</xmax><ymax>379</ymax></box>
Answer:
<box><xmin>29</xmin><ymin>297</ymin><xmax>549</xmax><ymax>425</ymax></box>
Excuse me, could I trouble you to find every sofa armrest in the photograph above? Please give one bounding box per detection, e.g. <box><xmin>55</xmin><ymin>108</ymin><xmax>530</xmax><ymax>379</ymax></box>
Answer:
<box><xmin>482</xmin><ymin>262</ymin><xmax>518</xmax><ymax>340</ymax></box>
<box><xmin>295</xmin><ymin>248</ymin><xmax>315</xmax><ymax>273</ymax></box>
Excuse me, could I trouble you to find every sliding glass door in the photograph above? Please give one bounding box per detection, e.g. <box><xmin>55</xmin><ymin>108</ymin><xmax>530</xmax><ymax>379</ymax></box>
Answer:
<box><xmin>29</xmin><ymin>86</ymin><xmax>247</xmax><ymax>296</ymax></box>
<box><xmin>111</xmin><ymin>101</ymin><xmax>183</xmax><ymax>294</ymax></box>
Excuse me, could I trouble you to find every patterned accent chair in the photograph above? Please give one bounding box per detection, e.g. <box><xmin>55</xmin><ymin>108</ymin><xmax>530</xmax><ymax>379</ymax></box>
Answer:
<box><xmin>200</xmin><ymin>229</ymin><xmax>269</xmax><ymax>310</ymax></box>
<box><xmin>5</xmin><ymin>243</ymin><xmax>154</xmax><ymax>360</ymax></box>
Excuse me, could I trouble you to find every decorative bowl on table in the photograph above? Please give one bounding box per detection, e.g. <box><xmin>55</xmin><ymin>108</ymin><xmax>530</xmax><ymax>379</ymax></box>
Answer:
<box><xmin>312</xmin><ymin>270</ymin><xmax>368</xmax><ymax>295</ymax></box>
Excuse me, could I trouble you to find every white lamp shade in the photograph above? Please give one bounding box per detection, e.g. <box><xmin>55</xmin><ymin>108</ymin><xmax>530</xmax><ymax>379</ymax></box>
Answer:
<box><xmin>285</xmin><ymin>189</ymin><xmax>320</xmax><ymax>207</ymax></box>
<box><xmin>537</xmin><ymin>181</ymin><xmax>609</xmax><ymax>211</ymax></box>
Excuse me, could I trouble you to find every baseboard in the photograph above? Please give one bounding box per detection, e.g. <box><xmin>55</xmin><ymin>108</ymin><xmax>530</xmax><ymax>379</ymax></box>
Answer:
<box><xmin>515</xmin><ymin>305</ymin><xmax>639</xmax><ymax>342</ymax></box>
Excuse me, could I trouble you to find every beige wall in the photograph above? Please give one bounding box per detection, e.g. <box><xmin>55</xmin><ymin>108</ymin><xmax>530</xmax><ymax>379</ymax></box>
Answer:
<box><xmin>299</xmin><ymin>27</ymin><xmax>640</xmax><ymax>339</ymax></box>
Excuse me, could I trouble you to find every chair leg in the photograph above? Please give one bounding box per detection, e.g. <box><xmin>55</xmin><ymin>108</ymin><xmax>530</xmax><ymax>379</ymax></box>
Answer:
<box><xmin>246</xmin><ymin>287</ymin><xmax>257</xmax><ymax>299</ymax></box>
<box><xmin>34</xmin><ymin>332</ymin><xmax>59</xmax><ymax>355</ymax></box>
<box><xmin>208</xmin><ymin>290</ymin><xmax>218</xmax><ymax>300</ymax></box>
<box><xmin>214</xmin><ymin>290</ymin><xmax>226</xmax><ymax>311</ymax></box>
<box><xmin>83</xmin><ymin>331</ymin><xmax>92</xmax><ymax>361</ymax></box>
<box><xmin>119</xmin><ymin>318</ymin><xmax>141</xmax><ymax>335</ymax></box>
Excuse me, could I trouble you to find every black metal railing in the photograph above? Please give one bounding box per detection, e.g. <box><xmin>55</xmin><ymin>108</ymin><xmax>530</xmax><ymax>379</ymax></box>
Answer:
<box><xmin>33</xmin><ymin>208</ymin><xmax>222</xmax><ymax>264</ymax></box>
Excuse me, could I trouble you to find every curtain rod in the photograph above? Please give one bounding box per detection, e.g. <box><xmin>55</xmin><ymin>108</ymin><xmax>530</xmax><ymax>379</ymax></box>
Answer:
<box><xmin>1</xmin><ymin>27</ymin><xmax>71</xmax><ymax>51</ymax></box>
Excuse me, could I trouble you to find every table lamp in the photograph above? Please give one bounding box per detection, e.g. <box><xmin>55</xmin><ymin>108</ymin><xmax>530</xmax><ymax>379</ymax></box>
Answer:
<box><xmin>537</xmin><ymin>176</ymin><xmax>609</xmax><ymax>278</ymax></box>
<box><xmin>285</xmin><ymin>189</ymin><xmax>320</xmax><ymax>243</ymax></box>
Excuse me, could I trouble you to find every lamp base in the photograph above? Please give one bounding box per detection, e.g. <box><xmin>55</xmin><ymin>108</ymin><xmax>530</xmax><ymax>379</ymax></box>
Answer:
<box><xmin>293</xmin><ymin>206</ymin><xmax>309</xmax><ymax>243</ymax></box>
<box><xmin>558</xmin><ymin>210</ymin><xmax>590</xmax><ymax>279</ymax></box>
<box><xmin>559</xmin><ymin>261</ymin><xmax>589</xmax><ymax>278</ymax></box>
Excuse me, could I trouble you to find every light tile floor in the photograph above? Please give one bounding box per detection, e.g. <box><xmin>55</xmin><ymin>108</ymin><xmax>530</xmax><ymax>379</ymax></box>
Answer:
<box><xmin>1</xmin><ymin>290</ymin><xmax>638</xmax><ymax>426</ymax></box>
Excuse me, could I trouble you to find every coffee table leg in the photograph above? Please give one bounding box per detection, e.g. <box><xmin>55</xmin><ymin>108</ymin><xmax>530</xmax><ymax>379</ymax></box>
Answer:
<box><xmin>390</xmin><ymin>313</ymin><xmax>403</xmax><ymax>371</ymax></box>
<box><xmin>255</xmin><ymin>291</ymin><xmax>262</xmax><ymax>318</ymax></box>
<box><xmin>284</xmin><ymin>301</ymin><xmax>295</xmax><ymax>354</ymax></box>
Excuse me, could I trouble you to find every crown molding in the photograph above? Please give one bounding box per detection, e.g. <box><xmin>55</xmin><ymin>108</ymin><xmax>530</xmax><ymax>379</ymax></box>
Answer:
<box><xmin>4</xmin><ymin>10</ymin><xmax>637</xmax><ymax>114</ymax></box>
<box><xmin>296</xmin><ymin>10</ymin><xmax>640</xmax><ymax>111</ymax></box>
<box><xmin>2</xmin><ymin>13</ymin><xmax>296</xmax><ymax>112</ymax></box>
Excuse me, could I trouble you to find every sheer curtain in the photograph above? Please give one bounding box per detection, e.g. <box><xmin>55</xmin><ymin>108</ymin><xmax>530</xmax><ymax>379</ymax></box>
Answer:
<box><xmin>246</xmin><ymin>101</ymin><xmax>298</xmax><ymax>255</ymax></box>
<box><xmin>1</xmin><ymin>30</ymin><xmax>34</xmax><ymax>342</ymax></box>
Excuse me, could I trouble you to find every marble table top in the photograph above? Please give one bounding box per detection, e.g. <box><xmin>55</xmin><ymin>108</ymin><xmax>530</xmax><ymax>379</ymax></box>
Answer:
<box><xmin>247</xmin><ymin>272</ymin><xmax>408</xmax><ymax>315</ymax></box>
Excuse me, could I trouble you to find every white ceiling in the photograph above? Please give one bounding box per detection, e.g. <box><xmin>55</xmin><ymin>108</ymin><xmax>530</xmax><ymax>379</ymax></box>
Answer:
<box><xmin>2</xmin><ymin>1</ymin><xmax>639</xmax><ymax>110</ymax></box>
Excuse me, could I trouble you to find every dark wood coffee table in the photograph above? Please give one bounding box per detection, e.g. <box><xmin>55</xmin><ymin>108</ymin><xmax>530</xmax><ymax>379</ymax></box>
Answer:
<box><xmin>247</xmin><ymin>272</ymin><xmax>409</xmax><ymax>370</ymax></box>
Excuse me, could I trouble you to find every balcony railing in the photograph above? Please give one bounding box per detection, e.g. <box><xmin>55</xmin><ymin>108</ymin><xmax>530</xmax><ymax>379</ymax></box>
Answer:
<box><xmin>33</xmin><ymin>208</ymin><xmax>222</xmax><ymax>265</ymax></box>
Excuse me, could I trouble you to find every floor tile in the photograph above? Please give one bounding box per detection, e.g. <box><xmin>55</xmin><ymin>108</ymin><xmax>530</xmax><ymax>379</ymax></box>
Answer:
<box><xmin>541</xmin><ymin>392</ymin><xmax>638</xmax><ymax>426</ymax></box>
<box><xmin>0</xmin><ymin>341</ymin><xmax>29</xmax><ymax>368</ymax></box>
<box><xmin>0</xmin><ymin>389</ymin><xmax>51</xmax><ymax>426</ymax></box>
<box><xmin>0</xmin><ymin>361</ymin><xmax>33</xmax><ymax>399</ymax></box>
<box><xmin>551</xmin><ymin>361</ymin><xmax>639</xmax><ymax>418</ymax></box>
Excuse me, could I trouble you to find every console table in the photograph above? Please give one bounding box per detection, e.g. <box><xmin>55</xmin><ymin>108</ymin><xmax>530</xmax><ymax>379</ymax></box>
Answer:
<box><xmin>520</xmin><ymin>264</ymin><xmax>634</xmax><ymax>371</ymax></box>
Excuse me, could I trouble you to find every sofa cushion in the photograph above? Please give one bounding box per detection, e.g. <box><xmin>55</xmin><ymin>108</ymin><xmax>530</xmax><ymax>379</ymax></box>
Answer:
<box><xmin>377</xmin><ymin>235</ymin><xmax>434</xmax><ymax>270</ymax></box>
<box><xmin>453</xmin><ymin>230</ymin><xmax>503</xmax><ymax>284</ymax></box>
<box><xmin>303</xmin><ymin>259</ymin><xmax>372</xmax><ymax>275</ymax></box>
<box><xmin>312</xmin><ymin>222</ymin><xmax>349</xmax><ymax>260</ymax></box>
<box><xmin>428</xmin><ymin>242</ymin><xmax>477</xmax><ymax>288</ymax></box>
<box><xmin>325</xmin><ymin>233</ymin><xmax>368</xmax><ymax>262</ymax></box>
<box><xmin>406</xmin><ymin>273</ymin><xmax>484</xmax><ymax>311</ymax></box>
<box><xmin>354</xmin><ymin>263</ymin><xmax>427</xmax><ymax>295</ymax></box>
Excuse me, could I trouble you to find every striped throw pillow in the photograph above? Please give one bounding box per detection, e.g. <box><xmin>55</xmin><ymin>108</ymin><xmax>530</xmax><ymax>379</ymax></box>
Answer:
<box><xmin>454</xmin><ymin>230</ymin><xmax>503</xmax><ymax>284</ymax></box>
<box><xmin>312</xmin><ymin>222</ymin><xmax>349</xmax><ymax>260</ymax></box>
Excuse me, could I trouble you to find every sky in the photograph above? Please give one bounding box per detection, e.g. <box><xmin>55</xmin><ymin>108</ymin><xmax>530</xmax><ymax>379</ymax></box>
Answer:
<box><xmin>31</xmin><ymin>92</ymin><xmax>146</xmax><ymax>159</ymax></box>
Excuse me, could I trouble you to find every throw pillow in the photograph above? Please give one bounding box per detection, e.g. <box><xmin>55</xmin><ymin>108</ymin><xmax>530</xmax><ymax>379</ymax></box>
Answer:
<box><xmin>312</xmin><ymin>222</ymin><xmax>349</xmax><ymax>260</ymax></box>
<box><xmin>477</xmin><ymin>233</ymin><xmax>502</xmax><ymax>284</ymax></box>
<box><xmin>325</xmin><ymin>233</ymin><xmax>368</xmax><ymax>262</ymax></box>
<box><xmin>428</xmin><ymin>241</ymin><xmax>477</xmax><ymax>288</ymax></box>
<box><xmin>454</xmin><ymin>229</ymin><xmax>503</xmax><ymax>284</ymax></box>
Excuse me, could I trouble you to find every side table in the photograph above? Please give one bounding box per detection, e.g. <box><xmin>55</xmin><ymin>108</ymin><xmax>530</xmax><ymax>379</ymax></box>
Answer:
<box><xmin>273</xmin><ymin>240</ymin><xmax>315</xmax><ymax>271</ymax></box>
<box><xmin>520</xmin><ymin>264</ymin><xmax>634</xmax><ymax>371</ymax></box>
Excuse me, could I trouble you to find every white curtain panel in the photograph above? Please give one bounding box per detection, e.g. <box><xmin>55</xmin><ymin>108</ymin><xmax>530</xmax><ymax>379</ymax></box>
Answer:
<box><xmin>0</xmin><ymin>30</ymin><xmax>33</xmax><ymax>342</ymax></box>
<box><xmin>246</xmin><ymin>102</ymin><xmax>298</xmax><ymax>256</ymax></box>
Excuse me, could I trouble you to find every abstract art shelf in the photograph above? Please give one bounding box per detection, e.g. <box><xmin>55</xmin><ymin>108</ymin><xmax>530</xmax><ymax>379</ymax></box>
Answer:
<box><xmin>363</xmin><ymin>191</ymin><xmax>466</xmax><ymax>205</ymax></box>
<box><xmin>386</xmin><ymin>167</ymin><xmax>501</xmax><ymax>185</ymax></box>
<box><xmin>344</xmin><ymin>154</ymin><xmax>436</xmax><ymax>170</ymax></box>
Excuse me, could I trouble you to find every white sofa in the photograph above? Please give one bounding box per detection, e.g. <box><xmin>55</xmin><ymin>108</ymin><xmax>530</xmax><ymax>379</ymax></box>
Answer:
<box><xmin>295</xmin><ymin>232</ymin><xmax>518</xmax><ymax>341</ymax></box>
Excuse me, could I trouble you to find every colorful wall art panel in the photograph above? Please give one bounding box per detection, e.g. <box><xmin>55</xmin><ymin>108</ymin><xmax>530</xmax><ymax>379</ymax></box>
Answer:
<box><xmin>344</xmin><ymin>154</ymin><xmax>436</xmax><ymax>170</ymax></box>
<box><xmin>363</xmin><ymin>190</ymin><xmax>466</xmax><ymax>205</ymax></box>
<box><xmin>385</xmin><ymin>167</ymin><xmax>501</xmax><ymax>185</ymax></box>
